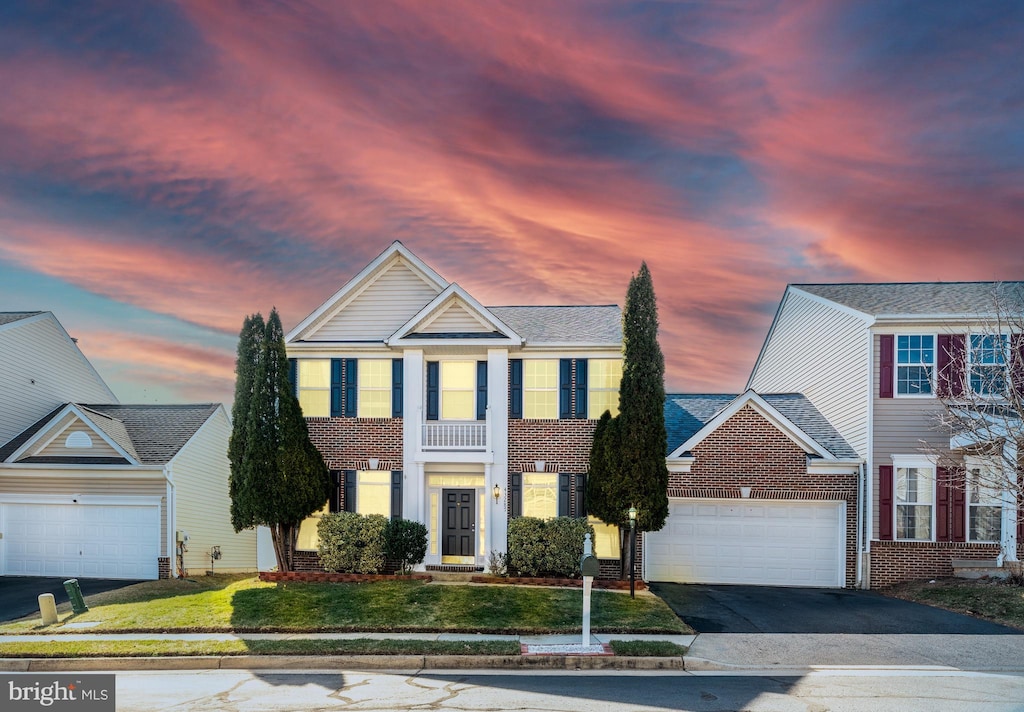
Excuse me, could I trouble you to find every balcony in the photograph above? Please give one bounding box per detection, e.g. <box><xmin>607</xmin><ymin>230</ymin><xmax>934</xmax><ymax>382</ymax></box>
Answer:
<box><xmin>421</xmin><ymin>421</ymin><xmax>487</xmax><ymax>451</ymax></box>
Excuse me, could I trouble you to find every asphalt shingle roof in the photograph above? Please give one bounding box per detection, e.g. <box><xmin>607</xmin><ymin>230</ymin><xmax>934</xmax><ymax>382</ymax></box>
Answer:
<box><xmin>489</xmin><ymin>305</ymin><xmax>622</xmax><ymax>344</ymax></box>
<box><xmin>664</xmin><ymin>393</ymin><xmax>858</xmax><ymax>459</ymax></box>
<box><xmin>0</xmin><ymin>312</ymin><xmax>42</xmax><ymax>327</ymax></box>
<box><xmin>794</xmin><ymin>282</ymin><xmax>1024</xmax><ymax>317</ymax></box>
<box><xmin>0</xmin><ymin>403</ymin><xmax>218</xmax><ymax>465</ymax></box>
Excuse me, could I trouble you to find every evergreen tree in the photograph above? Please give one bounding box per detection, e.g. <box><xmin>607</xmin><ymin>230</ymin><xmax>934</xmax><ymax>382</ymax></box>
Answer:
<box><xmin>228</xmin><ymin>313</ymin><xmax>264</xmax><ymax>532</ymax></box>
<box><xmin>229</xmin><ymin>308</ymin><xmax>331</xmax><ymax>571</ymax></box>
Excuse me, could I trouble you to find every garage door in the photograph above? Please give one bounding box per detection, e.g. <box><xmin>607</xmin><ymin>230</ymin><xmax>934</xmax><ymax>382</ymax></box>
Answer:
<box><xmin>645</xmin><ymin>499</ymin><xmax>845</xmax><ymax>587</ymax></box>
<box><xmin>1</xmin><ymin>503</ymin><xmax>160</xmax><ymax>579</ymax></box>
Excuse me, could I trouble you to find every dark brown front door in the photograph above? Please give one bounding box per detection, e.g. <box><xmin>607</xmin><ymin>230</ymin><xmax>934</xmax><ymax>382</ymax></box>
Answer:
<box><xmin>442</xmin><ymin>489</ymin><xmax>475</xmax><ymax>557</ymax></box>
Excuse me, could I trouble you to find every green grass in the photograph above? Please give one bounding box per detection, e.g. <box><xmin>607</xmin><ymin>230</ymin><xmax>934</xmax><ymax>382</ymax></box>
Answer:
<box><xmin>0</xmin><ymin>574</ymin><xmax>689</xmax><ymax>635</ymax></box>
<box><xmin>885</xmin><ymin>577</ymin><xmax>1024</xmax><ymax>630</ymax></box>
<box><xmin>0</xmin><ymin>638</ymin><xmax>520</xmax><ymax>658</ymax></box>
<box><xmin>607</xmin><ymin>640</ymin><xmax>688</xmax><ymax>657</ymax></box>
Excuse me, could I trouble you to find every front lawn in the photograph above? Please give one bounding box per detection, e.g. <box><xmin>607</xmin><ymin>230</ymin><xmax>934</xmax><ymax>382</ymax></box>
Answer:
<box><xmin>885</xmin><ymin>577</ymin><xmax>1024</xmax><ymax>631</ymax></box>
<box><xmin>0</xmin><ymin>574</ymin><xmax>689</xmax><ymax>635</ymax></box>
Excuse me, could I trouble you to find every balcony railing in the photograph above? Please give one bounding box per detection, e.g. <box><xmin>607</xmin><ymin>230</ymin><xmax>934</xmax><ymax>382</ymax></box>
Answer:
<box><xmin>421</xmin><ymin>421</ymin><xmax>488</xmax><ymax>451</ymax></box>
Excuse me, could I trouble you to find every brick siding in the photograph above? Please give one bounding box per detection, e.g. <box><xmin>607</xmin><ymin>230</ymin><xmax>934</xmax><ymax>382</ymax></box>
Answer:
<box><xmin>868</xmin><ymin>541</ymin><xmax>1001</xmax><ymax>587</ymax></box>
<box><xmin>305</xmin><ymin>417</ymin><xmax>404</xmax><ymax>471</ymax></box>
<box><xmin>157</xmin><ymin>556</ymin><xmax>171</xmax><ymax>580</ymax></box>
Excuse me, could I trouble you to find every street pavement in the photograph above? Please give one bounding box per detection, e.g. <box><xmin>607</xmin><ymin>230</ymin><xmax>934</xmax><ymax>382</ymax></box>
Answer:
<box><xmin>0</xmin><ymin>577</ymin><xmax>141</xmax><ymax>621</ymax></box>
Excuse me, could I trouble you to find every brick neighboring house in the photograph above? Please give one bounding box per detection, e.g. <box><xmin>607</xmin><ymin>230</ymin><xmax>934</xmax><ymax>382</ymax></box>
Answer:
<box><xmin>748</xmin><ymin>282</ymin><xmax>1024</xmax><ymax>587</ymax></box>
<box><xmin>646</xmin><ymin>391</ymin><xmax>861</xmax><ymax>588</ymax></box>
<box><xmin>280</xmin><ymin>242</ymin><xmax>625</xmax><ymax>572</ymax></box>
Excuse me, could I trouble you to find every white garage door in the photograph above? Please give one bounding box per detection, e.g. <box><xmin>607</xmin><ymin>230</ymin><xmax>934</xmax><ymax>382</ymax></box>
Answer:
<box><xmin>645</xmin><ymin>499</ymin><xmax>845</xmax><ymax>587</ymax></box>
<box><xmin>1</xmin><ymin>503</ymin><xmax>160</xmax><ymax>580</ymax></box>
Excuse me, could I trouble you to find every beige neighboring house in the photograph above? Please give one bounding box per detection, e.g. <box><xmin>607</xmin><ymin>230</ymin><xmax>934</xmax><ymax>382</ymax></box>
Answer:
<box><xmin>0</xmin><ymin>311</ymin><xmax>255</xmax><ymax>579</ymax></box>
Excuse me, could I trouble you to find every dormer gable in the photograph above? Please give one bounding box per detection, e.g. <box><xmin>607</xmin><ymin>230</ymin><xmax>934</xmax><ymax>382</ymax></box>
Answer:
<box><xmin>388</xmin><ymin>284</ymin><xmax>523</xmax><ymax>346</ymax></box>
<box><xmin>287</xmin><ymin>242</ymin><xmax>448</xmax><ymax>344</ymax></box>
<box><xmin>4</xmin><ymin>404</ymin><xmax>139</xmax><ymax>465</ymax></box>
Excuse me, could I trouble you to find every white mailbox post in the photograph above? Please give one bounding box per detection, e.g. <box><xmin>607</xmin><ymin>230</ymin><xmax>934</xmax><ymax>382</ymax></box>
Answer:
<box><xmin>579</xmin><ymin>532</ymin><xmax>600</xmax><ymax>646</ymax></box>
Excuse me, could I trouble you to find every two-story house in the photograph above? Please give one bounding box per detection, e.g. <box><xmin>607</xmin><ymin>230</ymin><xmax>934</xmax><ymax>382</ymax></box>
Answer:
<box><xmin>0</xmin><ymin>311</ymin><xmax>256</xmax><ymax>579</ymax></box>
<box><xmin>285</xmin><ymin>242</ymin><xmax>624</xmax><ymax>572</ymax></box>
<box><xmin>748</xmin><ymin>282</ymin><xmax>1024</xmax><ymax>587</ymax></box>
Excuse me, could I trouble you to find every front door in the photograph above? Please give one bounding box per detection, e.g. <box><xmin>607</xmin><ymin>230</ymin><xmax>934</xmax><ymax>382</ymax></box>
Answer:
<box><xmin>442</xmin><ymin>489</ymin><xmax>475</xmax><ymax>559</ymax></box>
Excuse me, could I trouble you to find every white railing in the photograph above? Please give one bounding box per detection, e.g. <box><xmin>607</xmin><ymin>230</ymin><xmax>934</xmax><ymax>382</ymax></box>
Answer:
<box><xmin>421</xmin><ymin>421</ymin><xmax>488</xmax><ymax>450</ymax></box>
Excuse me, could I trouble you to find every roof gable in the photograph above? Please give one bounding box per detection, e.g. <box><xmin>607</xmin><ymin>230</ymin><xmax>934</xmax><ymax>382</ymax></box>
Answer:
<box><xmin>287</xmin><ymin>242</ymin><xmax>448</xmax><ymax>343</ymax></box>
<box><xmin>665</xmin><ymin>390</ymin><xmax>857</xmax><ymax>460</ymax></box>
<box><xmin>389</xmin><ymin>284</ymin><xmax>522</xmax><ymax>346</ymax></box>
<box><xmin>4</xmin><ymin>404</ymin><xmax>139</xmax><ymax>465</ymax></box>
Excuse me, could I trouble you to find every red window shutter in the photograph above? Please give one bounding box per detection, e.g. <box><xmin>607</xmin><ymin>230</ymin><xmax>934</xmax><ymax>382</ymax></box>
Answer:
<box><xmin>950</xmin><ymin>468</ymin><xmax>966</xmax><ymax>543</ymax></box>
<box><xmin>1011</xmin><ymin>333</ymin><xmax>1024</xmax><ymax>400</ymax></box>
<box><xmin>935</xmin><ymin>467</ymin><xmax>950</xmax><ymax>542</ymax></box>
<box><xmin>937</xmin><ymin>334</ymin><xmax>966</xmax><ymax>398</ymax></box>
<box><xmin>879</xmin><ymin>465</ymin><xmax>894</xmax><ymax>540</ymax></box>
<box><xmin>879</xmin><ymin>335</ymin><xmax>894</xmax><ymax>399</ymax></box>
<box><xmin>1018</xmin><ymin>486</ymin><xmax>1024</xmax><ymax>546</ymax></box>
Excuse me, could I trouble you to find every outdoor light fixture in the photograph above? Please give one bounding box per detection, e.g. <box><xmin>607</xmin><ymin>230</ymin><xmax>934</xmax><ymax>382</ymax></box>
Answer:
<box><xmin>628</xmin><ymin>505</ymin><xmax>637</xmax><ymax>524</ymax></box>
<box><xmin>493</xmin><ymin>484</ymin><xmax>502</xmax><ymax>502</ymax></box>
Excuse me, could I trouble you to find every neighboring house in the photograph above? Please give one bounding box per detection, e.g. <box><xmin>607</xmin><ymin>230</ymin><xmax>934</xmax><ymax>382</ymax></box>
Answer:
<box><xmin>647</xmin><ymin>392</ymin><xmax>861</xmax><ymax>588</ymax></box>
<box><xmin>748</xmin><ymin>283</ymin><xmax>1024</xmax><ymax>587</ymax></box>
<box><xmin>284</xmin><ymin>242</ymin><xmax>624</xmax><ymax>573</ymax></box>
<box><xmin>0</xmin><ymin>312</ymin><xmax>255</xmax><ymax>579</ymax></box>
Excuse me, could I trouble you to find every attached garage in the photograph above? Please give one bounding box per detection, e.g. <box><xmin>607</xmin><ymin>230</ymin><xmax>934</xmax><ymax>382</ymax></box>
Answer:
<box><xmin>0</xmin><ymin>500</ymin><xmax>160</xmax><ymax>580</ymax></box>
<box><xmin>645</xmin><ymin>499</ymin><xmax>846</xmax><ymax>588</ymax></box>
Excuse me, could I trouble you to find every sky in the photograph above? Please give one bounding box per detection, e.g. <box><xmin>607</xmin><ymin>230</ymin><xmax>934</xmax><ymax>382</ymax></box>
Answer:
<box><xmin>1</xmin><ymin>0</ymin><xmax>1022</xmax><ymax>406</ymax></box>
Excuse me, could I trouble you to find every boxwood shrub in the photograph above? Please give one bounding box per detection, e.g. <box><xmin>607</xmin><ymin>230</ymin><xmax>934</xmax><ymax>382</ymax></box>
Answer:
<box><xmin>507</xmin><ymin>516</ymin><xmax>594</xmax><ymax>578</ymax></box>
<box><xmin>317</xmin><ymin>512</ymin><xmax>389</xmax><ymax>574</ymax></box>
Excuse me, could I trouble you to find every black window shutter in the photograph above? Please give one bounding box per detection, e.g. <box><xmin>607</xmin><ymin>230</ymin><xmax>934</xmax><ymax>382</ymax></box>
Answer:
<box><xmin>509</xmin><ymin>473</ymin><xmax>522</xmax><ymax>517</ymax></box>
<box><xmin>426</xmin><ymin>361</ymin><xmax>440</xmax><ymax>420</ymax></box>
<box><xmin>575</xmin><ymin>473</ymin><xmax>587</xmax><ymax>518</ymax></box>
<box><xmin>343</xmin><ymin>470</ymin><xmax>357</xmax><ymax>512</ymax></box>
<box><xmin>391</xmin><ymin>471</ymin><xmax>403</xmax><ymax>520</ymax></box>
<box><xmin>288</xmin><ymin>358</ymin><xmax>298</xmax><ymax>397</ymax></box>
<box><xmin>392</xmin><ymin>359</ymin><xmax>404</xmax><ymax>418</ymax></box>
<box><xmin>329</xmin><ymin>470</ymin><xmax>342</xmax><ymax>513</ymax></box>
<box><xmin>509</xmin><ymin>358</ymin><xmax>524</xmax><ymax>420</ymax></box>
<box><xmin>559</xmin><ymin>359</ymin><xmax>573</xmax><ymax>419</ymax></box>
<box><xmin>476</xmin><ymin>361</ymin><xmax>488</xmax><ymax>420</ymax></box>
<box><xmin>330</xmin><ymin>359</ymin><xmax>343</xmax><ymax>417</ymax></box>
<box><xmin>574</xmin><ymin>359</ymin><xmax>588</xmax><ymax>419</ymax></box>
<box><xmin>558</xmin><ymin>473</ymin><xmax>571</xmax><ymax>517</ymax></box>
<box><xmin>344</xmin><ymin>359</ymin><xmax>358</xmax><ymax>417</ymax></box>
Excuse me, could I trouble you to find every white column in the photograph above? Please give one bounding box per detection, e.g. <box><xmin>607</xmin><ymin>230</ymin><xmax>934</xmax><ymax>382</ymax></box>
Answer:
<box><xmin>402</xmin><ymin>350</ymin><xmax>425</xmax><ymax>524</ymax></box>
<box><xmin>487</xmin><ymin>348</ymin><xmax>510</xmax><ymax>553</ymax></box>
<box><xmin>1001</xmin><ymin>440</ymin><xmax>1018</xmax><ymax>563</ymax></box>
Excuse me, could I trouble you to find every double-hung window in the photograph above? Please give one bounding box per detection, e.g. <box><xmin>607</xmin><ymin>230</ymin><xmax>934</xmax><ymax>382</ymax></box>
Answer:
<box><xmin>588</xmin><ymin>359</ymin><xmax>622</xmax><ymax>417</ymax></box>
<box><xmin>521</xmin><ymin>472</ymin><xmax>558</xmax><ymax>518</ymax></box>
<box><xmin>895</xmin><ymin>466</ymin><xmax>933</xmax><ymax>540</ymax></box>
<box><xmin>297</xmin><ymin>360</ymin><xmax>330</xmax><ymax>417</ymax></box>
<box><xmin>441</xmin><ymin>361</ymin><xmax>476</xmax><ymax>419</ymax></box>
<box><xmin>353</xmin><ymin>470</ymin><xmax>392</xmax><ymax>516</ymax></box>
<box><xmin>523</xmin><ymin>361</ymin><xmax>558</xmax><ymax>419</ymax></box>
<box><xmin>357</xmin><ymin>360</ymin><xmax>391</xmax><ymax>418</ymax></box>
<box><xmin>967</xmin><ymin>465</ymin><xmax>1002</xmax><ymax>542</ymax></box>
<box><xmin>896</xmin><ymin>335</ymin><xmax>933</xmax><ymax>395</ymax></box>
<box><xmin>969</xmin><ymin>334</ymin><xmax>1008</xmax><ymax>396</ymax></box>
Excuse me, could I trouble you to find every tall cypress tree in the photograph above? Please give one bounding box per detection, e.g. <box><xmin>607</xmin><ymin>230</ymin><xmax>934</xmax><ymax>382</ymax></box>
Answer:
<box><xmin>617</xmin><ymin>262</ymin><xmax>669</xmax><ymax>533</ymax></box>
<box><xmin>228</xmin><ymin>313</ymin><xmax>264</xmax><ymax>532</ymax></box>
<box><xmin>229</xmin><ymin>309</ymin><xmax>330</xmax><ymax>571</ymax></box>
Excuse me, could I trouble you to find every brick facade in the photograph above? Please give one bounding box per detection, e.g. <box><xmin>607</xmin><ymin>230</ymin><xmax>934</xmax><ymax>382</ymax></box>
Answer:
<box><xmin>158</xmin><ymin>556</ymin><xmax>171</xmax><ymax>579</ymax></box>
<box><xmin>305</xmin><ymin>417</ymin><xmax>403</xmax><ymax>471</ymax></box>
<box><xmin>670</xmin><ymin>405</ymin><xmax>859</xmax><ymax>588</ymax></box>
<box><xmin>868</xmin><ymin>541</ymin><xmax>1001</xmax><ymax>587</ymax></box>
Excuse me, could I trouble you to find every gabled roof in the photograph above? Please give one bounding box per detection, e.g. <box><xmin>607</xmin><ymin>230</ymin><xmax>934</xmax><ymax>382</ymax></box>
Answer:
<box><xmin>664</xmin><ymin>391</ymin><xmax>859</xmax><ymax>460</ymax></box>
<box><xmin>489</xmin><ymin>306</ymin><xmax>622</xmax><ymax>345</ymax></box>
<box><xmin>388</xmin><ymin>284</ymin><xmax>523</xmax><ymax>346</ymax></box>
<box><xmin>0</xmin><ymin>311</ymin><xmax>43</xmax><ymax>327</ymax></box>
<box><xmin>793</xmin><ymin>282</ymin><xmax>1024</xmax><ymax>317</ymax></box>
<box><xmin>0</xmin><ymin>403</ymin><xmax>219</xmax><ymax>466</ymax></box>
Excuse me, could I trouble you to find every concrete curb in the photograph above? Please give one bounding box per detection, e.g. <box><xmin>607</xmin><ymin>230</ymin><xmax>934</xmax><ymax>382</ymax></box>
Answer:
<box><xmin>0</xmin><ymin>655</ymin><xmax>685</xmax><ymax>672</ymax></box>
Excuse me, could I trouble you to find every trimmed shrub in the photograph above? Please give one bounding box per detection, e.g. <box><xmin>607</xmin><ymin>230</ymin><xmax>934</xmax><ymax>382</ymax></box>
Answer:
<box><xmin>384</xmin><ymin>518</ymin><xmax>428</xmax><ymax>575</ymax></box>
<box><xmin>317</xmin><ymin>512</ymin><xmax>389</xmax><ymax>574</ymax></box>
<box><xmin>508</xmin><ymin>517</ymin><xmax>594</xmax><ymax>578</ymax></box>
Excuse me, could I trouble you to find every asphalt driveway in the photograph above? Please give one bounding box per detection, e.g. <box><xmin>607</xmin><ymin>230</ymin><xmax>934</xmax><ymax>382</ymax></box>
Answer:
<box><xmin>0</xmin><ymin>576</ymin><xmax>142</xmax><ymax>622</ymax></box>
<box><xmin>650</xmin><ymin>582</ymin><xmax>1022</xmax><ymax>634</ymax></box>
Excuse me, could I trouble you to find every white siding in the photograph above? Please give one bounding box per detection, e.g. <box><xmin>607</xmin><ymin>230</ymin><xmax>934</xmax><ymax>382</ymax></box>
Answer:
<box><xmin>0</xmin><ymin>474</ymin><xmax>168</xmax><ymax>552</ymax></box>
<box><xmin>311</xmin><ymin>262</ymin><xmax>441</xmax><ymax>341</ymax></box>
<box><xmin>32</xmin><ymin>422</ymin><xmax>122</xmax><ymax>459</ymax></box>
<box><xmin>748</xmin><ymin>290</ymin><xmax>871</xmax><ymax>457</ymax></box>
<box><xmin>421</xmin><ymin>302</ymin><xmax>490</xmax><ymax>333</ymax></box>
<box><xmin>0</xmin><ymin>315</ymin><xmax>115</xmax><ymax>447</ymax></box>
<box><xmin>169</xmin><ymin>408</ymin><xmax>256</xmax><ymax>573</ymax></box>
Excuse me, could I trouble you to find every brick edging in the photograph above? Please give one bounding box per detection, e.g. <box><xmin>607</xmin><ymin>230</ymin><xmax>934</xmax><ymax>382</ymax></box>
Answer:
<box><xmin>472</xmin><ymin>576</ymin><xmax>647</xmax><ymax>590</ymax></box>
<box><xmin>259</xmin><ymin>572</ymin><xmax>433</xmax><ymax>583</ymax></box>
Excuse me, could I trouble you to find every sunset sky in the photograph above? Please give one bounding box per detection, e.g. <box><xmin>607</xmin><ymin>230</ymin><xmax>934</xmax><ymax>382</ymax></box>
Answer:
<box><xmin>1</xmin><ymin>1</ymin><xmax>1022</xmax><ymax>405</ymax></box>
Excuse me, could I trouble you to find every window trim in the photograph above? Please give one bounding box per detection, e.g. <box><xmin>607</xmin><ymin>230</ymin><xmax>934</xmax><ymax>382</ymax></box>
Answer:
<box><xmin>521</xmin><ymin>472</ymin><xmax>559</xmax><ymax>519</ymax></box>
<box><xmin>892</xmin><ymin>456</ymin><xmax>936</xmax><ymax>542</ymax></box>
<box><xmin>894</xmin><ymin>334</ymin><xmax>935</xmax><ymax>398</ymax></box>
<box><xmin>587</xmin><ymin>358</ymin><xmax>623</xmax><ymax>417</ymax></box>
<box><xmin>965</xmin><ymin>458</ymin><xmax>1003</xmax><ymax>543</ymax></box>
<box><xmin>522</xmin><ymin>359</ymin><xmax>558</xmax><ymax>420</ymax></box>
<box><xmin>296</xmin><ymin>359</ymin><xmax>331</xmax><ymax>417</ymax></box>
<box><xmin>439</xmin><ymin>360</ymin><xmax>478</xmax><ymax>421</ymax></box>
<box><xmin>357</xmin><ymin>359</ymin><xmax>392</xmax><ymax>418</ymax></box>
<box><xmin>968</xmin><ymin>333</ymin><xmax>1010</xmax><ymax>398</ymax></box>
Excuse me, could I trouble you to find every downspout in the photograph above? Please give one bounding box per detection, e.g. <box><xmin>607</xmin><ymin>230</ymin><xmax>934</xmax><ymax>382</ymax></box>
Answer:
<box><xmin>856</xmin><ymin>461</ymin><xmax>866</xmax><ymax>588</ymax></box>
<box><xmin>164</xmin><ymin>464</ymin><xmax>177</xmax><ymax>579</ymax></box>
<box><xmin>863</xmin><ymin>324</ymin><xmax>875</xmax><ymax>589</ymax></box>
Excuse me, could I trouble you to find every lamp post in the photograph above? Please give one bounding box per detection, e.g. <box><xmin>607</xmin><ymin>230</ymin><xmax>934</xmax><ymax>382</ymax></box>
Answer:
<box><xmin>628</xmin><ymin>505</ymin><xmax>637</xmax><ymax>599</ymax></box>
